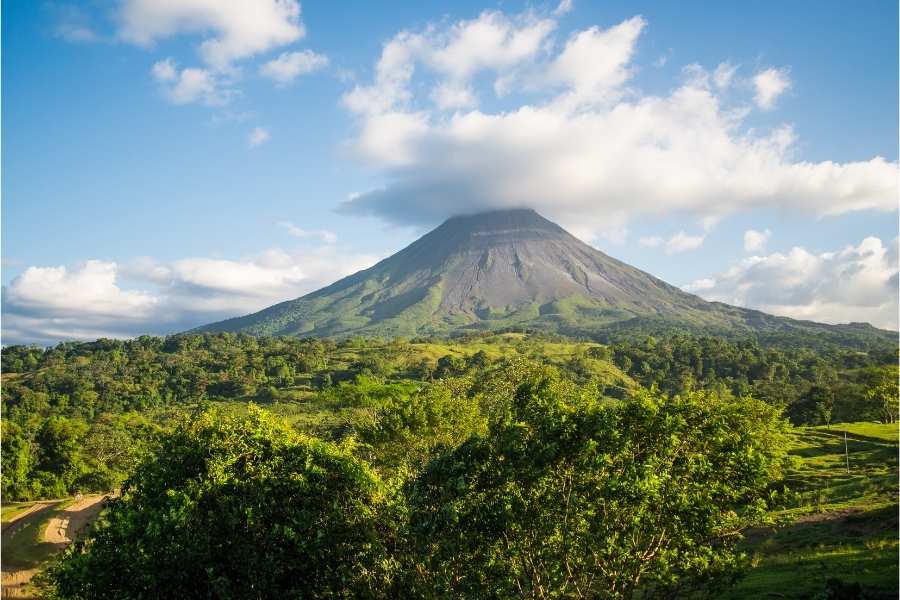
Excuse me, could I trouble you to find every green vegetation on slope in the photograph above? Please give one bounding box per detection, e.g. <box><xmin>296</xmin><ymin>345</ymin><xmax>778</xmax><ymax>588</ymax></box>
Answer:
<box><xmin>2</xmin><ymin>332</ymin><xmax>896</xmax><ymax>598</ymax></box>
<box><xmin>727</xmin><ymin>422</ymin><xmax>898</xmax><ymax>598</ymax></box>
<box><xmin>195</xmin><ymin>210</ymin><xmax>897</xmax><ymax>351</ymax></box>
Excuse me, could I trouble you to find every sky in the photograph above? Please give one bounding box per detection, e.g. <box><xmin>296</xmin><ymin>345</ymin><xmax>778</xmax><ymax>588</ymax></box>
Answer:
<box><xmin>2</xmin><ymin>0</ymin><xmax>898</xmax><ymax>344</ymax></box>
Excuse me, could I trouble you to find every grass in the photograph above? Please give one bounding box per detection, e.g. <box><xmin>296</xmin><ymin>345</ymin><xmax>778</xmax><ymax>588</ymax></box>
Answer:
<box><xmin>0</xmin><ymin>500</ymin><xmax>70</xmax><ymax>571</ymax></box>
<box><xmin>724</xmin><ymin>421</ymin><xmax>899</xmax><ymax>598</ymax></box>
<box><xmin>1</xmin><ymin>502</ymin><xmax>39</xmax><ymax>523</ymax></box>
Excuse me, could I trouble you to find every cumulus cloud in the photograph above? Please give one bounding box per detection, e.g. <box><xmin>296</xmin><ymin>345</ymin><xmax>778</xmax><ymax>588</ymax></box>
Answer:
<box><xmin>248</xmin><ymin>126</ymin><xmax>271</xmax><ymax>147</ymax></box>
<box><xmin>118</xmin><ymin>0</ymin><xmax>306</xmax><ymax>70</ymax></box>
<box><xmin>260</xmin><ymin>49</ymin><xmax>328</xmax><ymax>83</ymax></box>
<box><xmin>152</xmin><ymin>59</ymin><xmax>226</xmax><ymax>105</ymax></box>
<box><xmin>683</xmin><ymin>237</ymin><xmax>899</xmax><ymax>330</ymax></box>
<box><xmin>743</xmin><ymin>228</ymin><xmax>771</xmax><ymax>252</ymax></box>
<box><xmin>753</xmin><ymin>67</ymin><xmax>790</xmax><ymax>110</ymax></box>
<box><xmin>2</xmin><ymin>247</ymin><xmax>379</xmax><ymax>344</ymax></box>
<box><xmin>665</xmin><ymin>231</ymin><xmax>705</xmax><ymax>254</ymax></box>
<box><xmin>712</xmin><ymin>62</ymin><xmax>737</xmax><ymax>89</ymax></box>
<box><xmin>338</xmin><ymin>8</ymin><xmax>896</xmax><ymax>236</ymax></box>
<box><xmin>342</xmin><ymin>9</ymin><xmax>558</xmax><ymax>116</ymax></box>
<box><xmin>4</xmin><ymin>261</ymin><xmax>157</xmax><ymax>319</ymax></box>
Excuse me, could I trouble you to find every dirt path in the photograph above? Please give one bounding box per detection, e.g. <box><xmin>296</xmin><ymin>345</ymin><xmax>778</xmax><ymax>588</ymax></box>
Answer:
<box><xmin>1</xmin><ymin>568</ymin><xmax>39</xmax><ymax>599</ymax></box>
<box><xmin>1</xmin><ymin>496</ymin><xmax>107</xmax><ymax>599</ymax></box>
<box><xmin>43</xmin><ymin>496</ymin><xmax>106</xmax><ymax>544</ymax></box>
<box><xmin>1</xmin><ymin>503</ymin><xmax>58</xmax><ymax>535</ymax></box>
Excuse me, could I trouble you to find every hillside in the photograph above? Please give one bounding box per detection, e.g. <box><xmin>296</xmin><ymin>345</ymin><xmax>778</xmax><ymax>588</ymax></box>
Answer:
<box><xmin>196</xmin><ymin>209</ymin><xmax>894</xmax><ymax>348</ymax></box>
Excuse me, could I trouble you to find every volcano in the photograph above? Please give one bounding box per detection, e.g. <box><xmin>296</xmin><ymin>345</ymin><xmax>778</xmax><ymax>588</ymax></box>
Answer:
<box><xmin>196</xmin><ymin>209</ymin><xmax>892</xmax><ymax>346</ymax></box>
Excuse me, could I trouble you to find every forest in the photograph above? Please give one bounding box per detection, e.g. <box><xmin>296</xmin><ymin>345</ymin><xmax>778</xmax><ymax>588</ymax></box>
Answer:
<box><xmin>1</xmin><ymin>332</ymin><xmax>897</xmax><ymax>598</ymax></box>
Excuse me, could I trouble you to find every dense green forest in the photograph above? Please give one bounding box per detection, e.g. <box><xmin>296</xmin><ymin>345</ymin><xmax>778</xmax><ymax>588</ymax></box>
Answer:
<box><xmin>1</xmin><ymin>332</ymin><xmax>896</xmax><ymax>598</ymax></box>
<box><xmin>1</xmin><ymin>332</ymin><xmax>896</xmax><ymax>502</ymax></box>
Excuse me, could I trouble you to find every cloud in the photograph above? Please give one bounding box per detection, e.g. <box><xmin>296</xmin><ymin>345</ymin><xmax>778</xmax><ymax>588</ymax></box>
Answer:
<box><xmin>278</xmin><ymin>222</ymin><xmax>338</xmax><ymax>244</ymax></box>
<box><xmin>338</xmin><ymin>9</ymin><xmax>896</xmax><ymax>237</ymax></box>
<box><xmin>753</xmin><ymin>67</ymin><xmax>790</xmax><ymax>110</ymax></box>
<box><xmin>117</xmin><ymin>0</ymin><xmax>305</xmax><ymax>70</ymax></box>
<box><xmin>743</xmin><ymin>228</ymin><xmax>771</xmax><ymax>252</ymax></box>
<box><xmin>248</xmin><ymin>126</ymin><xmax>271</xmax><ymax>147</ymax></box>
<box><xmin>553</xmin><ymin>0</ymin><xmax>574</xmax><ymax>17</ymax></box>
<box><xmin>665</xmin><ymin>231</ymin><xmax>705</xmax><ymax>254</ymax></box>
<box><xmin>342</xmin><ymin>9</ymin><xmax>558</xmax><ymax>116</ymax></box>
<box><xmin>712</xmin><ymin>62</ymin><xmax>737</xmax><ymax>89</ymax></box>
<box><xmin>4</xmin><ymin>261</ymin><xmax>157</xmax><ymax>319</ymax></box>
<box><xmin>152</xmin><ymin>59</ymin><xmax>225</xmax><ymax>105</ymax></box>
<box><xmin>683</xmin><ymin>237</ymin><xmax>899</xmax><ymax>330</ymax></box>
<box><xmin>546</xmin><ymin>17</ymin><xmax>645</xmax><ymax>108</ymax></box>
<box><xmin>3</xmin><ymin>247</ymin><xmax>379</xmax><ymax>344</ymax></box>
<box><xmin>47</xmin><ymin>3</ymin><xmax>99</xmax><ymax>43</ymax></box>
<box><xmin>638</xmin><ymin>235</ymin><xmax>663</xmax><ymax>248</ymax></box>
<box><xmin>260</xmin><ymin>49</ymin><xmax>328</xmax><ymax>83</ymax></box>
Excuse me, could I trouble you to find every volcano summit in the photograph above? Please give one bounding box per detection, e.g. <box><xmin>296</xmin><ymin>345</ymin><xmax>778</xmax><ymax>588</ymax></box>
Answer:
<box><xmin>197</xmin><ymin>209</ymin><xmax>891</xmax><ymax>346</ymax></box>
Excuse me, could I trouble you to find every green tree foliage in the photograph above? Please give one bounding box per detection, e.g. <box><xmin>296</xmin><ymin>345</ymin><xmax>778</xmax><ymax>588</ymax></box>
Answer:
<box><xmin>42</xmin><ymin>407</ymin><xmax>394</xmax><ymax>599</ymax></box>
<box><xmin>403</xmin><ymin>378</ymin><xmax>791</xmax><ymax>599</ymax></box>
<box><xmin>356</xmin><ymin>383</ymin><xmax>485</xmax><ymax>473</ymax></box>
<box><xmin>1</xmin><ymin>332</ymin><xmax>893</xmax><ymax>500</ymax></box>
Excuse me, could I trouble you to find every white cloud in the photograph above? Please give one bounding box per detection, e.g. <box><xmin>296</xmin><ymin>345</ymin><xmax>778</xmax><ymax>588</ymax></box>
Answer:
<box><xmin>683</xmin><ymin>237</ymin><xmax>899</xmax><ymax>330</ymax></box>
<box><xmin>547</xmin><ymin>17</ymin><xmax>645</xmax><ymax>108</ymax></box>
<box><xmin>665</xmin><ymin>231</ymin><xmax>705</xmax><ymax>254</ymax></box>
<box><xmin>343</xmin><ymin>9</ymin><xmax>557</xmax><ymax>115</ymax></box>
<box><xmin>260</xmin><ymin>49</ymin><xmax>328</xmax><ymax>83</ymax></box>
<box><xmin>743</xmin><ymin>228</ymin><xmax>771</xmax><ymax>252</ymax></box>
<box><xmin>278</xmin><ymin>222</ymin><xmax>338</xmax><ymax>244</ymax></box>
<box><xmin>339</xmin><ymin>9</ymin><xmax>897</xmax><ymax>236</ymax></box>
<box><xmin>712</xmin><ymin>62</ymin><xmax>737</xmax><ymax>89</ymax></box>
<box><xmin>48</xmin><ymin>3</ymin><xmax>99</xmax><ymax>43</ymax></box>
<box><xmin>248</xmin><ymin>126</ymin><xmax>271</xmax><ymax>147</ymax></box>
<box><xmin>118</xmin><ymin>0</ymin><xmax>305</xmax><ymax>70</ymax></box>
<box><xmin>753</xmin><ymin>67</ymin><xmax>790</xmax><ymax>110</ymax></box>
<box><xmin>4</xmin><ymin>261</ymin><xmax>157</xmax><ymax>318</ymax></box>
<box><xmin>152</xmin><ymin>59</ymin><xmax>225</xmax><ymax>105</ymax></box>
<box><xmin>430</xmin><ymin>82</ymin><xmax>478</xmax><ymax>110</ymax></box>
<box><xmin>638</xmin><ymin>235</ymin><xmax>663</xmax><ymax>248</ymax></box>
<box><xmin>554</xmin><ymin>0</ymin><xmax>574</xmax><ymax>17</ymax></box>
<box><xmin>700</xmin><ymin>215</ymin><xmax>721</xmax><ymax>232</ymax></box>
<box><xmin>3</xmin><ymin>246</ymin><xmax>379</xmax><ymax>344</ymax></box>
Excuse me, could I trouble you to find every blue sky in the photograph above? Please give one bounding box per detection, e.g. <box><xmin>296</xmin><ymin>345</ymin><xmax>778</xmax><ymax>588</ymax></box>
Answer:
<box><xmin>2</xmin><ymin>1</ymin><xmax>897</xmax><ymax>343</ymax></box>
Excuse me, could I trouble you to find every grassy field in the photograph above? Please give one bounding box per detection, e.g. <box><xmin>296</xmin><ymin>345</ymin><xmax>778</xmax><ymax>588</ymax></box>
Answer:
<box><xmin>726</xmin><ymin>422</ymin><xmax>898</xmax><ymax>598</ymax></box>
<box><xmin>1</xmin><ymin>500</ymin><xmax>69</xmax><ymax>572</ymax></box>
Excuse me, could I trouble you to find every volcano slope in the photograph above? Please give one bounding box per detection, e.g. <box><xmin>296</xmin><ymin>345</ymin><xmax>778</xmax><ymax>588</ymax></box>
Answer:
<box><xmin>197</xmin><ymin>209</ymin><xmax>894</xmax><ymax>349</ymax></box>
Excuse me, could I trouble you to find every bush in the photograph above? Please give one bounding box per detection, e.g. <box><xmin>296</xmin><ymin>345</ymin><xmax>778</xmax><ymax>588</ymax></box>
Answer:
<box><xmin>402</xmin><ymin>378</ymin><xmax>791</xmax><ymax>599</ymax></box>
<box><xmin>43</xmin><ymin>406</ymin><xmax>395</xmax><ymax>599</ymax></box>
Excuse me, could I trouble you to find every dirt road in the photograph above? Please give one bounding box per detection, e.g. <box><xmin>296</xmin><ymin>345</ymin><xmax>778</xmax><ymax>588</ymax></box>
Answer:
<box><xmin>1</xmin><ymin>496</ymin><xmax>107</xmax><ymax>599</ymax></box>
<box><xmin>42</xmin><ymin>496</ymin><xmax>106</xmax><ymax>545</ymax></box>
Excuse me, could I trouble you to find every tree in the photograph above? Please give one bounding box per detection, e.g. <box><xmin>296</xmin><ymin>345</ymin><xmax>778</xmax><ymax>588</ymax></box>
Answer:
<box><xmin>1</xmin><ymin>421</ymin><xmax>35</xmax><ymax>500</ymax></box>
<box><xmin>356</xmin><ymin>383</ymin><xmax>485</xmax><ymax>474</ymax></box>
<box><xmin>403</xmin><ymin>377</ymin><xmax>790</xmax><ymax>599</ymax></box>
<box><xmin>789</xmin><ymin>385</ymin><xmax>835</xmax><ymax>426</ymax></box>
<box><xmin>865</xmin><ymin>380</ymin><xmax>899</xmax><ymax>424</ymax></box>
<box><xmin>43</xmin><ymin>406</ymin><xmax>395</xmax><ymax>599</ymax></box>
<box><xmin>35</xmin><ymin>416</ymin><xmax>89</xmax><ymax>492</ymax></box>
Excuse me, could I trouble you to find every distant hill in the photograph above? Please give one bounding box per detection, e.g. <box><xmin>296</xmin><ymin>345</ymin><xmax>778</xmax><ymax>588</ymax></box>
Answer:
<box><xmin>196</xmin><ymin>209</ymin><xmax>896</xmax><ymax>349</ymax></box>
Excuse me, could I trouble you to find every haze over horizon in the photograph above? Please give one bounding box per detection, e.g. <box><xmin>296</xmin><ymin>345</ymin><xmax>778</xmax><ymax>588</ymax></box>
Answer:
<box><xmin>3</xmin><ymin>0</ymin><xmax>898</xmax><ymax>344</ymax></box>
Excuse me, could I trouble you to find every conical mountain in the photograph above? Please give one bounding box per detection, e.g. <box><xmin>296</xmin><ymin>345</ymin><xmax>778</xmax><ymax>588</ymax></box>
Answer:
<box><xmin>196</xmin><ymin>209</ymin><xmax>892</xmax><ymax>346</ymax></box>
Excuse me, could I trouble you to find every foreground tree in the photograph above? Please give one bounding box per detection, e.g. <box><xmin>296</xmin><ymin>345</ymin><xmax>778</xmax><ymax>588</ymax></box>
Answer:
<box><xmin>41</xmin><ymin>406</ymin><xmax>394</xmax><ymax>599</ymax></box>
<box><xmin>403</xmin><ymin>378</ymin><xmax>791</xmax><ymax>599</ymax></box>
